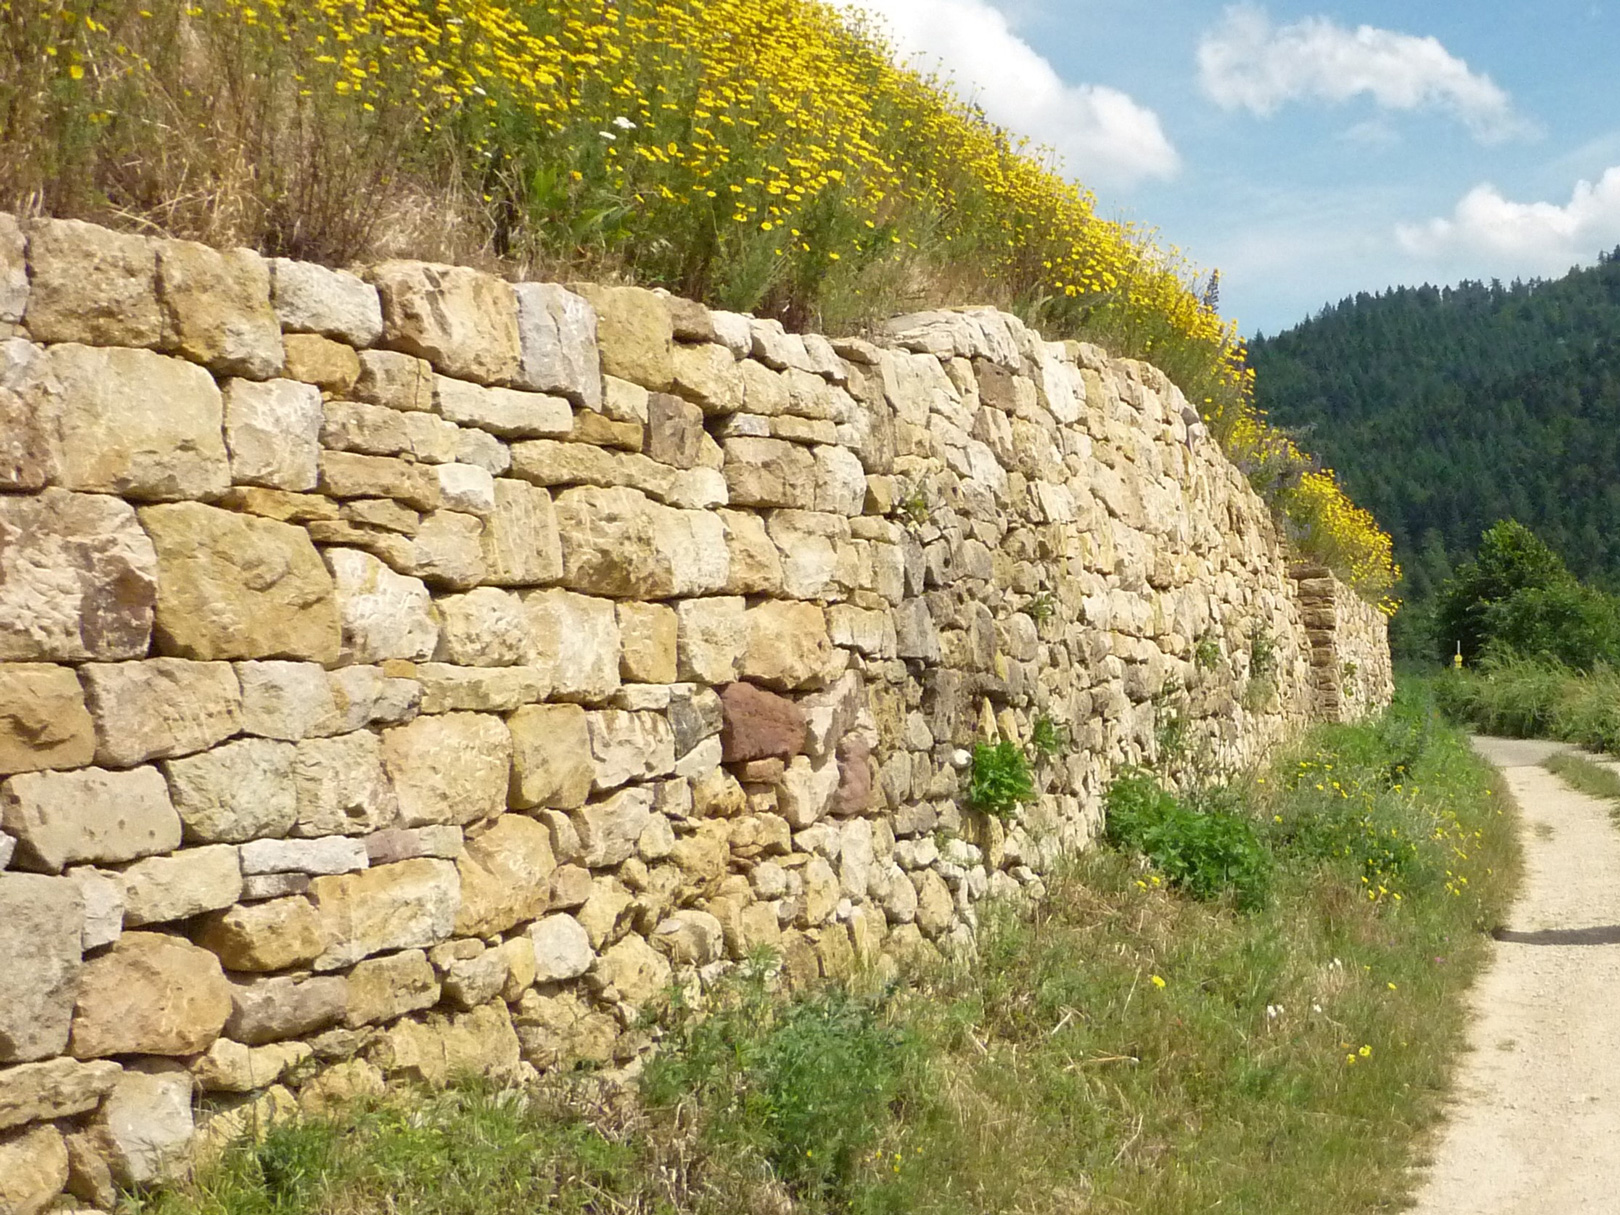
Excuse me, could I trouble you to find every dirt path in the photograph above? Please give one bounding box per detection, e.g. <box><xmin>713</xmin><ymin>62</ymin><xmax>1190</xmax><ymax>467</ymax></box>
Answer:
<box><xmin>1406</xmin><ymin>736</ymin><xmax>1620</xmax><ymax>1213</ymax></box>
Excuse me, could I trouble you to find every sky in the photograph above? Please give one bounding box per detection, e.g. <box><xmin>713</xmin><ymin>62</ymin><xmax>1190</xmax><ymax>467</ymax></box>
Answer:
<box><xmin>848</xmin><ymin>0</ymin><xmax>1620</xmax><ymax>336</ymax></box>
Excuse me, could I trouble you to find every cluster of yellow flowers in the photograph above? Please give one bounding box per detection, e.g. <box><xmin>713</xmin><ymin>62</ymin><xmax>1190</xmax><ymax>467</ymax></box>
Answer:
<box><xmin>10</xmin><ymin>0</ymin><xmax>1394</xmax><ymax>600</ymax></box>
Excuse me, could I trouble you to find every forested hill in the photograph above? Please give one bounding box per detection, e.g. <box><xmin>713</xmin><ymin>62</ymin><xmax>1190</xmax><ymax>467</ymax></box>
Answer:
<box><xmin>1249</xmin><ymin>252</ymin><xmax>1620</xmax><ymax>602</ymax></box>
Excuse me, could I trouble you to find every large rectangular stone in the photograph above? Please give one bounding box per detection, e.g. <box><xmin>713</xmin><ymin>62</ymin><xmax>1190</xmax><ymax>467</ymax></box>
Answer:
<box><xmin>481</xmin><ymin>479</ymin><xmax>563</xmax><ymax>586</ymax></box>
<box><xmin>369</xmin><ymin>260</ymin><xmax>521</xmax><ymax>386</ymax></box>
<box><xmin>0</xmin><ymin>663</ymin><xmax>95</xmax><ymax>775</ymax></box>
<box><xmin>239</xmin><ymin>835</ymin><xmax>370</xmax><ymax>876</ymax></box>
<box><xmin>0</xmin><ymin>873</ymin><xmax>83</xmax><ymax>1062</ymax></box>
<box><xmin>0</xmin><ymin>490</ymin><xmax>158</xmax><ymax>663</ymax></box>
<box><xmin>308</xmin><ymin>857</ymin><xmax>461</xmax><ymax>970</ymax></box>
<box><xmin>1</xmin><ymin>766</ymin><xmax>181</xmax><ymax>874</ymax></box>
<box><xmin>0</xmin><ymin>1057</ymin><xmax>122</xmax><ymax>1131</ymax></box>
<box><xmin>79</xmin><ymin>659</ymin><xmax>242</xmax><ymax>768</ymax></box>
<box><xmin>119</xmin><ymin>845</ymin><xmax>243</xmax><ymax>927</ymax></box>
<box><xmin>381</xmin><ymin>712</ymin><xmax>511</xmax><ymax>827</ymax></box>
<box><xmin>155</xmin><ymin>238</ymin><xmax>283</xmax><ymax>379</ymax></box>
<box><xmin>318</xmin><ymin>450</ymin><xmax>442</xmax><ymax>511</ymax></box>
<box><xmin>23</xmin><ymin>218</ymin><xmax>161</xmax><ymax>347</ymax></box>
<box><xmin>225</xmin><ymin>973</ymin><xmax>347</xmax><ymax>1045</ymax></box>
<box><xmin>292</xmin><ymin>732</ymin><xmax>398</xmax><ymax>837</ymax></box>
<box><xmin>552</xmin><ymin>485</ymin><xmax>728</xmax><ymax>599</ymax></box>
<box><xmin>434</xmin><ymin>375</ymin><xmax>572</xmax><ymax>437</ymax></box>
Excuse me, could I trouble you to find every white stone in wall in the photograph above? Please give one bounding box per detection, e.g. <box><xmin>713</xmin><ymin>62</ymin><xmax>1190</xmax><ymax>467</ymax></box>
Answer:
<box><xmin>776</xmin><ymin>754</ymin><xmax>840</xmax><ymax>829</ymax></box>
<box><xmin>434</xmin><ymin>374</ymin><xmax>573</xmax><ymax>438</ymax></box>
<box><xmin>512</xmin><ymin>282</ymin><xmax>602</xmax><ymax>409</ymax></box>
<box><xmin>328</xmin><ymin>664</ymin><xmax>421</xmax><ymax>731</ymax></box>
<box><xmin>235</xmin><ymin>661</ymin><xmax>339</xmax><ymax>740</ymax></box>
<box><xmin>291</xmin><ymin>732</ymin><xmax>397</xmax><ymax>837</ymax></box>
<box><xmin>481</xmin><ymin>478</ymin><xmax>563</xmax><ymax>587</ymax></box>
<box><xmin>813</xmin><ymin>444</ymin><xmax>867</xmax><ymax>516</ymax></box>
<box><xmin>453</xmin><ymin>423</ymin><xmax>512</xmax><ymax>475</ymax></box>
<box><xmin>0</xmin><ymin>872</ymin><xmax>84</xmax><ymax>1062</ymax></box>
<box><xmin>674</xmin><ymin>596</ymin><xmax>747</xmax><ymax>684</ymax></box>
<box><xmin>436</xmin><ymin>461</ymin><xmax>496</xmax><ymax>514</ymax></box>
<box><xmin>80</xmin><ymin>1064</ymin><xmax>195</xmax><ymax>1187</ymax></box>
<box><xmin>325</xmin><ymin>547</ymin><xmax>439</xmax><ymax>663</ymax></box>
<box><xmin>524</xmin><ymin>588</ymin><xmax>620</xmax><ymax>702</ymax></box>
<box><xmin>382</xmin><ymin>712</ymin><xmax>511</xmax><ymax>828</ymax></box>
<box><xmin>0</xmin><ymin>213</ymin><xmax>26</xmax><ymax>323</ymax></box>
<box><xmin>271</xmin><ymin>258</ymin><xmax>384</xmax><ymax>347</ymax></box>
<box><xmin>434</xmin><ymin>586</ymin><xmax>531</xmax><ymax>667</ymax></box>
<box><xmin>239</xmin><ymin>835</ymin><xmax>369</xmax><ymax>876</ymax></box>
<box><xmin>529</xmin><ymin>914</ymin><xmax>594</xmax><ymax>982</ymax></box>
<box><xmin>1</xmin><ymin>765</ymin><xmax>180</xmax><ymax>873</ymax></box>
<box><xmin>767</xmin><ymin>510</ymin><xmax>855</xmax><ymax>601</ymax></box>
<box><xmin>64</xmin><ymin>866</ymin><xmax>124</xmax><ymax>950</ymax></box>
<box><xmin>572</xmin><ymin>785</ymin><xmax>654</xmax><ymax>868</ymax></box>
<box><xmin>120</xmin><ymin>844</ymin><xmax>243</xmax><ymax>926</ymax></box>
<box><xmin>222</xmin><ymin>378</ymin><xmax>323</xmax><ymax>491</ymax></box>
<box><xmin>586</xmin><ymin>710</ymin><xmax>676</xmax><ymax>792</ymax></box>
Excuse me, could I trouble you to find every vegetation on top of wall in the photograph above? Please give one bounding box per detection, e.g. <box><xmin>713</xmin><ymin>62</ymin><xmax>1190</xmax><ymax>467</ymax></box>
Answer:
<box><xmin>1</xmin><ymin>0</ymin><xmax>1397</xmax><ymax>601</ymax></box>
<box><xmin>133</xmin><ymin>688</ymin><xmax>1514</xmax><ymax>1215</ymax></box>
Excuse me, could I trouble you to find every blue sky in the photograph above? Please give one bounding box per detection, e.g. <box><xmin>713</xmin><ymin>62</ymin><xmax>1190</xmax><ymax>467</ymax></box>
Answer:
<box><xmin>852</xmin><ymin>1</ymin><xmax>1620</xmax><ymax>336</ymax></box>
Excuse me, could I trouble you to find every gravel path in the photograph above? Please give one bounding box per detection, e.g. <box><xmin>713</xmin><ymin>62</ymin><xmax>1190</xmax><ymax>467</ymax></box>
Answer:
<box><xmin>1407</xmin><ymin>736</ymin><xmax>1620</xmax><ymax>1213</ymax></box>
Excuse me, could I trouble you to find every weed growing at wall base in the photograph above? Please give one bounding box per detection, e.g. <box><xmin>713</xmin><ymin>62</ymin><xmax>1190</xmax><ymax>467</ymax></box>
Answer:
<box><xmin>141</xmin><ymin>685</ymin><xmax>1514</xmax><ymax>1215</ymax></box>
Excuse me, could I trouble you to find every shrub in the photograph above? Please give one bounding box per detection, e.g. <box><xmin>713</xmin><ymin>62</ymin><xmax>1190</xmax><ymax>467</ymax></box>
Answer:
<box><xmin>1104</xmin><ymin>771</ymin><xmax>1272</xmax><ymax>910</ymax></box>
<box><xmin>967</xmin><ymin>739</ymin><xmax>1036</xmax><ymax>821</ymax></box>
<box><xmin>1028</xmin><ymin>713</ymin><xmax>1068</xmax><ymax>760</ymax></box>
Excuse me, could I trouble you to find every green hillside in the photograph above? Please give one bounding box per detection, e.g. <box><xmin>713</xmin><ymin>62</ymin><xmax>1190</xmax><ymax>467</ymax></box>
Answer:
<box><xmin>1249</xmin><ymin>252</ymin><xmax>1620</xmax><ymax>607</ymax></box>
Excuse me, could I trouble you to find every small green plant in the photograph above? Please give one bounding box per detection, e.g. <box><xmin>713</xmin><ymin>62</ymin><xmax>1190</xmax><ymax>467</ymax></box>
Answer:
<box><xmin>968</xmin><ymin>739</ymin><xmax>1036</xmax><ymax>821</ymax></box>
<box><xmin>1194</xmin><ymin>630</ymin><xmax>1222</xmax><ymax>672</ymax></box>
<box><xmin>896</xmin><ymin>480</ymin><xmax>930</xmax><ymax>529</ymax></box>
<box><xmin>1104</xmin><ymin>770</ymin><xmax>1272</xmax><ymax>910</ymax></box>
<box><xmin>1027</xmin><ymin>591</ymin><xmax>1057</xmax><ymax>624</ymax></box>
<box><xmin>1029</xmin><ymin>713</ymin><xmax>1068</xmax><ymax>760</ymax></box>
<box><xmin>1249</xmin><ymin>624</ymin><xmax>1277</xmax><ymax>679</ymax></box>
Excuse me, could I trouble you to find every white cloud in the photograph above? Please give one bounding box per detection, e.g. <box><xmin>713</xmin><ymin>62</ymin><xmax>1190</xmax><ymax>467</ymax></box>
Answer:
<box><xmin>848</xmin><ymin>0</ymin><xmax>1179</xmax><ymax>190</ymax></box>
<box><xmin>1396</xmin><ymin>170</ymin><xmax>1620</xmax><ymax>274</ymax></box>
<box><xmin>1197</xmin><ymin>4</ymin><xmax>1526</xmax><ymax>142</ymax></box>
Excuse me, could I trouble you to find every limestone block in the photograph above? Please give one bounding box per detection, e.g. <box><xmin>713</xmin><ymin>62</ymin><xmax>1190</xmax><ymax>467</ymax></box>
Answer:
<box><xmin>225</xmin><ymin>973</ymin><xmax>347</xmax><ymax>1045</ymax></box>
<box><xmin>0</xmin><ymin>214</ymin><xmax>25</xmax><ymax>324</ymax></box>
<box><xmin>496</xmin><ymin>936</ymin><xmax>538</xmax><ymax>1000</ymax></box>
<box><xmin>365</xmin><ymin>825</ymin><xmax>463</xmax><ymax>865</ymax></box>
<box><xmin>616</xmin><ymin>601</ymin><xmax>677</xmax><ymax>684</ymax></box>
<box><xmin>454</xmin><ymin>813</ymin><xmax>556</xmax><ymax>937</ymax></box>
<box><xmin>587</xmin><ymin>710</ymin><xmax>676</xmax><ymax>792</ymax></box>
<box><xmin>191</xmin><ymin>1038</ymin><xmax>310</xmax><ymax>1093</ymax></box>
<box><xmin>0</xmin><ymin>338</ymin><xmax>50</xmax><ymax>492</ymax></box>
<box><xmin>722</xmin><ymin>436</ymin><xmax>816</xmax><ymax>509</ymax></box>
<box><xmin>602</xmin><ymin>374</ymin><xmax>650</xmax><ymax>424</ymax></box>
<box><xmin>370</xmin><ymin>260</ymin><xmax>521</xmax><ymax>385</ymax></box>
<box><xmin>345</xmin><ymin>948</ymin><xmax>439</xmax><ymax>1026</ymax></box>
<box><xmin>416</xmin><ymin>664</ymin><xmax>546</xmax><ymax>714</ymax></box>
<box><xmin>163</xmin><ymin>738</ymin><xmax>297</xmax><ymax>844</ymax></box>
<box><xmin>553</xmin><ymin>485</ymin><xmax>728</xmax><ymax>600</ymax></box>
<box><xmin>194</xmin><ymin>895</ymin><xmax>328</xmax><ymax>971</ymax></box>
<box><xmin>524</xmin><ymin>588</ymin><xmax>620</xmax><ymax>702</ymax></box>
<box><xmin>0</xmin><ymin>663</ymin><xmax>95</xmax><ymax>775</ymax></box>
<box><xmin>2</xmin><ymin>765</ymin><xmax>180</xmax><ymax>873</ymax></box>
<box><xmin>511</xmin><ymin>988</ymin><xmax>618</xmax><ymax>1068</ymax></box>
<box><xmin>309</xmin><ymin>857</ymin><xmax>460</xmax><ymax>970</ymax></box>
<box><xmin>393</xmin><ymin>508</ymin><xmax>485</xmax><ymax>589</ymax></box>
<box><xmin>70</xmin><ymin>932</ymin><xmax>232</xmax><ymax>1058</ymax></box>
<box><xmin>405</xmin><ymin>411</ymin><xmax>462</xmax><ymax>464</ymax></box>
<box><xmin>43</xmin><ymin>343</ymin><xmax>228</xmax><ymax>499</ymax></box>
<box><xmin>814</xmin><ymin>444</ymin><xmax>867</xmax><ymax>516</ymax></box>
<box><xmin>435</xmin><ymin>587</ymin><xmax>529</xmax><ymax>667</ymax></box>
<box><xmin>321</xmin><ymin>398</ymin><xmax>413</xmax><ymax>458</ymax></box>
<box><xmin>241</xmin><ymin>872</ymin><xmax>311</xmax><ymax>901</ymax></box>
<box><xmin>675</xmin><ymin>734</ymin><xmax>723</xmax><ymax>779</ymax></box>
<box><xmin>328</xmin><ymin>664</ymin><xmax>421</xmax><ymax>731</ymax></box>
<box><xmin>0</xmin><ymin>874</ymin><xmax>83</xmax><ymax>1062</ymax></box>
<box><xmin>743</xmin><ymin>601</ymin><xmax>834</xmax><ymax>691</ymax></box>
<box><xmin>224</xmin><ymin>377</ymin><xmax>323</xmax><ymax>490</ymax></box>
<box><xmin>235</xmin><ymin>661</ymin><xmax>339</xmax><ymax>740</ymax></box>
<box><xmin>80</xmin><ymin>659</ymin><xmax>242</xmax><ymax>768</ymax></box>
<box><xmin>913</xmin><ymin>869</ymin><xmax>954</xmax><ymax>937</ymax></box>
<box><xmin>271</xmin><ymin>258</ymin><xmax>384</xmax><ymax>347</ymax></box>
<box><xmin>590</xmin><ymin>933</ymin><xmax>671</xmax><ymax>1008</ymax></box>
<box><xmin>317</xmin><ymin>450</ymin><xmax>442</xmax><ymax>509</ymax></box>
<box><xmin>508</xmin><ymin>703</ymin><xmax>594</xmax><ymax>810</ymax></box>
<box><xmin>325</xmin><ymin>547</ymin><xmax>438</xmax><ymax>663</ymax></box>
<box><xmin>570</xmin><ymin>283</ymin><xmax>673</xmax><ymax>391</ymax></box>
<box><xmin>893</xmin><ymin>598</ymin><xmax>941</xmax><ymax>662</ymax></box>
<box><xmin>482</xmin><ymin>479</ymin><xmax>563</xmax><ymax>586</ymax></box>
<box><xmin>800</xmin><ymin>857</ymin><xmax>838</xmax><ymax>926</ymax></box>
<box><xmin>370</xmin><ymin>1002</ymin><xmax>521</xmax><ymax>1085</ymax></box>
<box><xmin>0</xmin><ymin>1057</ymin><xmax>121</xmax><ymax>1132</ymax></box>
<box><xmin>435</xmin><ymin>374</ymin><xmax>572</xmax><ymax>437</ymax></box>
<box><xmin>524</xmin><ymin>913</ymin><xmax>591</xmax><ymax>982</ymax></box>
<box><xmin>572</xmin><ymin>785</ymin><xmax>654</xmax><ymax>868</ymax></box>
<box><xmin>156</xmin><ymin>239</ymin><xmax>282</xmax><ymax>377</ymax></box>
<box><xmin>281</xmin><ymin>333</ymin><xmax>361</xmax><ymax>394</ymax></box>
<box><xmin>121</xmin><ymin>844</ymin><xmax>242</xmax><ymax>926</ymax></box>
<box><xmin>714</xmin><ymin>509</ymin><xmax>784</xmax><ymax>596</ymax></box>
<box><xmin>669</xmin><ymin>343</ymin><xmax>744</xmax><ymax>416</ymax></box>
<box><xmin>669</xmin><ymin>596</ymin><xmax>743</xmax><ymax>684</ymax></box>
<box><xmin>382</xmin><ymin>712</ymin><xmax>510</xmax><ymax>828</ymax></box>
<box><xmin>653</xmin><ymin>910</ymin><xmax>723</xmax><ymax>965</ymax></box>
<box><xmin>645</xmin><ymin>390</ymin><xmax>707</xmax><ymax>467</ymax></box>
<box><xmin>141</xmin><ymin>502</ymin><xmax>340</xmax><ymax>662</ymax></box>
<box><xmin>776</xmin><ymin>754</ymin><xmax>841</xmax><ymax>829</ymax></box>
<box><xmin>440</xmin><ymin>947</ymin><xmax>508</xmax><ymax>1010</ymax></box>
<box><xmin>766</xmin><ymin>510</ymin><xmax>855</xmax><ymax>601</ymax></box>
<box><xmin>828</xmin><ymin>604</ymin><xmax>896</xmax><ymax>657</ymax></box>
<box><xmin>65</xmin><ymin>867</ymin><xmax>124</xmax><ymax>950</ymax></box>
<box><xmin>290</xmin><ymin>731</ymin><xmax>397</xmax><ymax>837</ymax></box>
<box><xmin>547</xmin><ymin>862</ymin><xmax>592</xmax><ymax>909</ymax></box>
<box><xmin>512</xmin><ymin>281</ymin><xmax>601</xmax><ymax>408</ymax></box>
<box><xmin>23</xmin><ymin>218</ymin><xmax>161</xmax><ymax>347</ymax></box>
<box><xmin>80</xmin><ymin>1063</ymin><xmax>194</xmax><ymax>1187</ymax></box>
<box><xmin>839</xmin><ymin>818</ymin><xmax>874</xmax><ymax>896</ymax></box>
<box><xmin>436</xmin><ymin>462</ymin><xmax>496</xmax><ymax>514</ymax></box>
<box><xmin>353</xmin><ymin>349</ymin><xmax>434</xmax><ymax>413</ymax></box>
<box><xmin>719</xmin><ymin>683</ymin><xmax>807</xmax><ymax>762</ymax></box>
<box><xmin>0</xmin><ymin>490</ymin><xmax>157</xmax><ymax>662</ymax></box>
<box><xmin>0</xmin><ymin>1123</ymin><xmax>68</xmax><ymax>1215</ymax></box>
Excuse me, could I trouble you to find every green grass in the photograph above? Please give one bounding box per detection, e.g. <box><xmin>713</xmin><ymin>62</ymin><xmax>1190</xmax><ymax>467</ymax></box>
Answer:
<box><xmin>1541</xmin><ymin>751</ymin><xmax>1620</xmax><ymax>816</ymax></box>
<box><xmin>1435</xmin><ymin>657</ymin><xmax>1620</xmax><ymax>751</ymax></box>
<box><xmin>135</xmin><ymin>683</ymin><xmax>1517</xmax><ymax>1215</ymax></box>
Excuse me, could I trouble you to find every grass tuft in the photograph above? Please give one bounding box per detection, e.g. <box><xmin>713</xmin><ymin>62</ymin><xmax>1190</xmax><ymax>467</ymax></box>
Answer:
<box><xmin>1541</xmin><ymin>751</ymin><xmax>1620</xmax><ymax>818</ymax></box>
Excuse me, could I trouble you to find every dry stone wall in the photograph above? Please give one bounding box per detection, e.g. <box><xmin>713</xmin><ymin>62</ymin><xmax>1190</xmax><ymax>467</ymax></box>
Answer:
<box><xmin>0</xmin><ymin>212</ymin><xmax>1389</xmax><ymax>1210</ymax></box>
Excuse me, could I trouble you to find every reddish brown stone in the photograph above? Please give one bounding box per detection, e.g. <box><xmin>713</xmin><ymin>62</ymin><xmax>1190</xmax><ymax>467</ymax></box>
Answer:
<box><xmin>718</xmin><ymin>682</ymin><xmax>805</xmax><ymax>763</ymax></box>
<box><xmin>833</xmin><ymin>735</ymin><xmax>874</xmax><ymax>815</ymax></box>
